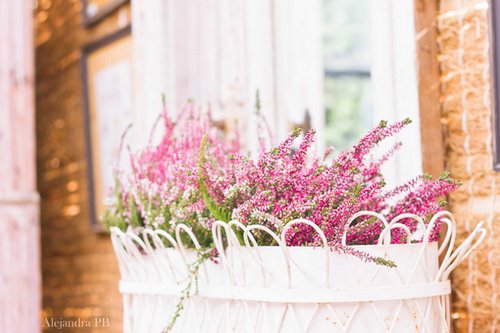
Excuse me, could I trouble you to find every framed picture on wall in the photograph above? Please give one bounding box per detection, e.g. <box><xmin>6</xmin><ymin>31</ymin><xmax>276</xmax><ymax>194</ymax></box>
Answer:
<box><xmin>82</xmin><ymin>0</ymin><xmax>129</xmax><ymax>27</ymax></box>
<box><xmin>81</xmin><ymin>25</ymin><xmax>134</xmax><ymax>231</ymax></box>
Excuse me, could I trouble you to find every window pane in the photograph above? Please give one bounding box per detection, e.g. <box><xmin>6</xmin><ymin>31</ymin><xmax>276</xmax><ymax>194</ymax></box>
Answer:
<box><xmin>324</xmin><ymin>75</ymin><xmax>372</xmax><ymax>151</ymax></box>
<box><xmin>323</xmin><ymin>0</ymin><xmax>371</xmax><ymax>71</ymax></box>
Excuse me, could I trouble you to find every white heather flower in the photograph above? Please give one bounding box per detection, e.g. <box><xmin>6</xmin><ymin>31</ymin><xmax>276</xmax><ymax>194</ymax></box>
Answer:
<box><xmin>153</xmin><ymin>215</ymin><xmax>165</xmax><ymax>228</ymax></box>
<box><xmin>182</xmin><ymin>188</ymin><xmax>193</xmax><ymax>200</ymax></box>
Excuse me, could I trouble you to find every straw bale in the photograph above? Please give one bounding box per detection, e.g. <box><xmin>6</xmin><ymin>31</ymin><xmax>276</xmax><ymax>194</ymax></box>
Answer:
<box><xmin>438</xmin><ymin>3</ymin><xmax>499</xmax><ymax>331</ymax></box>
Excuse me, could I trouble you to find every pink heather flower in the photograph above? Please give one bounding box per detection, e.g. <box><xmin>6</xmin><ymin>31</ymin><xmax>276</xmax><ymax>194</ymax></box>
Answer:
<box><xmin>105</xmin><ymin>103</ymin><xmax>240</xmax><ymax>247</ymax></box>
<box><xmin>200</xmin><ymin>118</ymin><xmax>459</xmax><ymax>264</ymax></box>
<box><xmin>107</xmin><ymin>111</ymin><xmax>459</xmax><ymax>265</ymax></box>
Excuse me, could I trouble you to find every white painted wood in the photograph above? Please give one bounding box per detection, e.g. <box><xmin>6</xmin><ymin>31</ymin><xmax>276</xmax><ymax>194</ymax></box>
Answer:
<box><xmin>130</xmin><ymin>0</ymin><xmax>324</xmax><ymax>152</ymax></box>
<box><xmin>370</xmin><ymin>0</ymin><xmax>423</xmax><ymax>187</ymax></box>
<box><xmin>0</xmin><ymin>0</ymin><xmax>40</xmax><ymax>332</ymax></box>
<box><xmin>274</xmin><ymin>0</ymin><xmax>324</xmax><ymax>151</ymax></box>
<box><xmin>131</xmin><ymin>0</ymin><xmax>175</xmax><ymax>146</ymax></box>
<box><xmin>131</xmin><ymin>0</ymin><xmax>422</xmax><ymax>183</ymax></box>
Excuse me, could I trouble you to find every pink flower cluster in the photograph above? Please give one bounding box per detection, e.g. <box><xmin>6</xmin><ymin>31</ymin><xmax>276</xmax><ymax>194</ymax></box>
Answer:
<box><xmin>199</xmin><ymin>118</ymin><xmax>459</xmax><ymax>259</ymax></box>
<box><xmin>105</xmin><ymin>107</ymin><xmax>459</xmax><ymax>264</ymax></box>
<box><xmin>104</xmin><ymin>104</ymin><xmax>239</xmax><ymax>247</ymax></box>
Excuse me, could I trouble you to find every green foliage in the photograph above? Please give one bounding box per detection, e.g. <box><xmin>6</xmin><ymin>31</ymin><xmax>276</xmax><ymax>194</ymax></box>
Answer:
<box><xmin>103</xmin><ymin>175</ymin><xmax>128</xmax><ymax>232</ymax></box>
<box><xmin>324</xmin><ymin>76</ymin><xmax>372</xmax><ymax>151</ymax></box>
<box><xmin>291</xmin><ymin>127</ymin><xmax>303</xmax><ymax>137</ymax></box>
<box><xmin>129</xmin><ymin>196</ymin><xmax>143</xmax><ymax>228</ymax></box>
<box><xmin>197</xmin><ymin>135</ymin><xmax>232</xmax><ymax>223</ymax></box>
<box><xmin>403</xmin><ymin>117</ymin><xmax>412</xmax><ymax>125</ymax></box>
<box><xmin>374</xmin><ymin>257</ymin><xmax>397</xmax><ymax>268</ymax></box>
<box><xmin>162</xmin><ymin>248</ymin><xmax>212</xmax><ymax>332</ymax></box>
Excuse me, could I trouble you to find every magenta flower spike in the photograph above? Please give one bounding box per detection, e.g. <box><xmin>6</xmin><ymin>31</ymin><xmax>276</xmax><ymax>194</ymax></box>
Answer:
<box><xmin>105</xmin><ymin>108</ymin><xmax>459</xmax><ymax>264</ymax></box>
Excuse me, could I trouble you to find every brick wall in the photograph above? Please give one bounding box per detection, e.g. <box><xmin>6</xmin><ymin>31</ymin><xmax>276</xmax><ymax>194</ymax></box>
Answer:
<box><xmin>35</xmin><ymin>0</ymin><xmax>130</xmax><ymax>332</ymax></box>
<box><xmin>438</xmin><ymin>1</ymin><xmax>500</xmax><ymax>331</ymax></box>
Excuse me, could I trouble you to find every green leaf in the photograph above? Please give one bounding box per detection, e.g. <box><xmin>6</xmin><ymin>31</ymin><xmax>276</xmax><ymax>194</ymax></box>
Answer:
<box><xmin>198</xmin><ymin>135</ymin><xmax>232</xmax><ymax>222</ymax></box>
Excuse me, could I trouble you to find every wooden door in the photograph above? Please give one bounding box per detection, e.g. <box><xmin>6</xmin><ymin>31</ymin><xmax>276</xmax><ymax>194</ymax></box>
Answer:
<box><xmin>0</xmin><ymin>0</ymin><xmax>40</xmax><ymax>332</ymax></box>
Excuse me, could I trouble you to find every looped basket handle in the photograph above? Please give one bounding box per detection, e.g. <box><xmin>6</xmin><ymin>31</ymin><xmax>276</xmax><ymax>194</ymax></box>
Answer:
<box><xmin>175</xmin><ymin>224</ymin><xmax>202</xmax><ymax>270</ymax></box>
<box><xmin>212</xmin><ymin>220</ymin><xmax>238</xmax><ymax>284</ymax></box>
<box><xmin>142</xmin><ymin>228</ymin><xmax>176</xmax><ymax>252</ymax></box>
<box><xmin>111</xmin><ymin>210</ymin><xmax>488</xmax><ymax>292</ymax></box>
<box><xmin>378</xmin><ymin>213</ymin><xmax>425</xmax><ymax>245</ymax></box>
<box><xmin>244</xmin><ymin>224</ymin><xmax>293</xmax><ymax>288</ymax></box>
<box><xmin>437</xmin><ymin>221</ymin><xmax>486</xmax><ymax>281</ymax></box>
<box><xmin>239</xmin><ymin>223</ymin><xmax>282</xmax><ymax>288</ymax></box>
<box><xmin>142</xmin><ymin>229</ymin><xmax>180</xmax><ymax>282</ymax></box>
<box><xmin>342</xmin><ymin>211</ymin><xmax>389</xmax><ymax>246</ymax></box>
<box><xmin>110</xmin><ymin>227</ymin><xmax>131</xmax><ymax>276</ymax></box>
<box><xmin>281</xmin><ymin>219</ymin><xmax>331</xmax><ymax>287</ymax></box>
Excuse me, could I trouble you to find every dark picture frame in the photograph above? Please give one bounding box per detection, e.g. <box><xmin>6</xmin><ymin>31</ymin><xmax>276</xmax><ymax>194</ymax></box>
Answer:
<box><xmin>81</xmin><ymin>25</ymin><xmax>132</xmax><ymax>232</ymax></box>
<box><xmin>491</xmin><ymin>0</ymin><xmax>500</xmax><ymax>170</ymax></box>
<box><xmin>82</xmin><ymin>0</ymin><xmax>129</xmax><ymax>27</ymax></box>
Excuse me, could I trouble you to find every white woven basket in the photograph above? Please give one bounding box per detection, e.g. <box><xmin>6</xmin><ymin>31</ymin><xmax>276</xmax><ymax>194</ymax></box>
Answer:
<box><xmin>110</xmin><ymin>211</ymin><xmax>485</xmax><ymax>333</ymax></box>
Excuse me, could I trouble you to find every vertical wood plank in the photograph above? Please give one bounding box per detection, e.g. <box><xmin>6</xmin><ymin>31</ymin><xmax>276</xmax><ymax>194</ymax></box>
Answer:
<box><xmin>0</xmin><ymin>0</ymin><xmax>40</xmax><ymax>332</ymax></box>
<box><xmin>131</xmin><ymin>0</ymin><xmax>322</xmax><ymax>151</ymax></box>
<box><xmin>131</xmin><ymin>0</ymin><xmax>174</xmax><ymax>144</ymax></box>
<box><xmin>414</xmin><ymin>0</ymin><xmax>446</xmax><ymax>177</ymax></box>
<box><xmin>369</xmin><ymin>0</ymin><xmax>423</xmax><ymax>188</ymax></box>
<box><xmin>242</xmin><ymin>0</ymin><xmax>276</xmax><ymax>149</ymax></box>
<box><xmin>273</xmin><ymin>0</ymin><xmax>323</xmax><ymax>143</ymax></box>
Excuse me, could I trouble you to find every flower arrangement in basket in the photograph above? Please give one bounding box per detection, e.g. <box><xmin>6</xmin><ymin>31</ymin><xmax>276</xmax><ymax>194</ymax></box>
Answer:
<box><xmin>106</xmin><ymin>104</ymin><xmax>486</xmax><ymax>333</ymax></box>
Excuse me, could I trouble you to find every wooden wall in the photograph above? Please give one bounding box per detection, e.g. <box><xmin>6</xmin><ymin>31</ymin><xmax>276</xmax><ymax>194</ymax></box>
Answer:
<box><xmin>0</xmin><ymin>0</ymin><xmax>40</xmax><ymax>332</ymax></box>
<box><xmin>131</xmin><ymin>0</ymin><xmax>324</xmax><ymax>150</ymax></box>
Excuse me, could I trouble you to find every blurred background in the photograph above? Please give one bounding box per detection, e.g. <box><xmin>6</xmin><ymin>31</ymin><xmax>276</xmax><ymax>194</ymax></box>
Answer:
<box><xmin>1</xmin><ymin>0</ymin><xmax>499</xmax><ymax>332</ymax></box>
